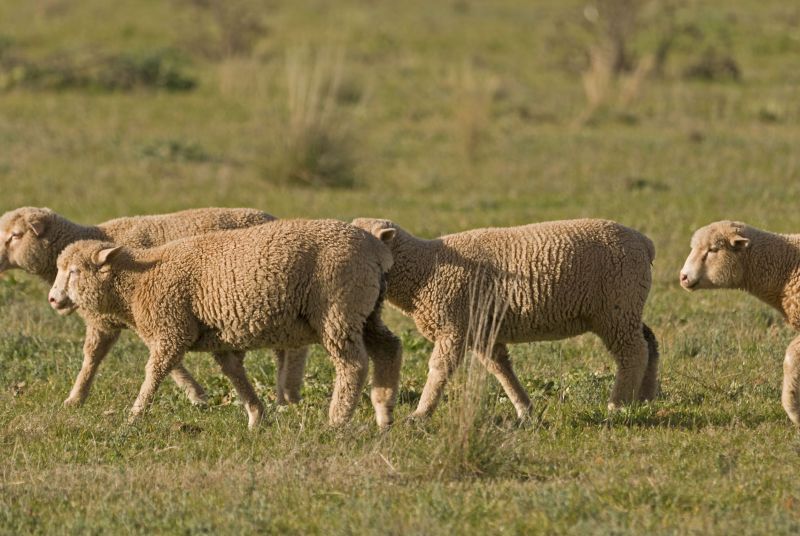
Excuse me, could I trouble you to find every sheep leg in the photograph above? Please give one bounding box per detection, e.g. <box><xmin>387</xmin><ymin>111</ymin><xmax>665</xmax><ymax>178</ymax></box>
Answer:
<box><xmin>363</xmin><ymin>314</ymin><xmax>403</xmax><ymax>429</ymax></box>
<box><xmin>412</xmin><ymin>335</ymin><xmax>465</xmax><ymax>418</ymax></box>
<box><xmin>476</xmin><ymin>343</ymin><xmax>532</xmax><ymax>419</ymax></box>
<box><xmin>323</xmin><ymin>338</ymin><xmax>370</xmax><ymax>427</ymax></box>
<box><xmin>638</xmin><ymin>323</ymin><xmax>660</xmax><ymax>401</ymax></box>
<box><xmin>602</xmin><ymin>328</ymin><xmax>648</xmax><ymax>409</ymax></box>
<box><xmin>275</xmin><ymin>347</ymin><xmax>308</xmax><ymax>405</ymax></box>
<box><xmin>213</xmin><ymin>351</ymin><xmax>264</xmax><ymax>430</ymax></box>
<box><xmin>782</xmin><ymin>336</ymin><xmax>800</xmax><ymax>427</ymax></box>
<box><xmin>129</xmin><ymin>345</ymin><xmax>184</xmax><ymax>423</ymax></box>
<box><xmin>63</xmin><ymin>325</ymin><xmax>121</xmax><ymax>407</ymax></box>
<box><xmin>169</xmin><ymin>365</ymin><xmax>208</xmax><ymax>406</ymax></box>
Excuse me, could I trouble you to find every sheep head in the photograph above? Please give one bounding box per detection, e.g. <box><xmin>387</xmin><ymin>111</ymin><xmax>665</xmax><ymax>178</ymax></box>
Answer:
<box><xmin>50</xmin><ymin>240</ymin><xmax>123</xmax><ymax>316</ymax></box>
<box><xmin>350</xmin><ymin>218</ymin><xmax>397</xmax><ymax>245</ymax></box>
<box><xmin>680</xmin><ymin>221</ymin><xmax>751</xmax><ymax>291</ymax></box>
<box><xmin>0</xmin><ymin>207</ymin><xmax>55</xmax><ymax>275</ymax></box>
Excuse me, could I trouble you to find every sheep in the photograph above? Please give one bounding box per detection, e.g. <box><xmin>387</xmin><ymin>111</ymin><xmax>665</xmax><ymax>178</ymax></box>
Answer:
<box><xmin>48</xmin><ymin>219</ymin><xmax>402</xmax><ymax>429</ymax></box>
<box><xmin>351</xmin><ymin>217</ymin><xmax>659</xmax><ymax>419</ymax></box>
<box><xmin>680</xmin><ymin>220</ymin><xmax>800</xmax><ymax>427</ymax></box>
<box><xmin>0</xmin><ymin>206</ymin><xmax>308</xmax><ymax>408</ymax></box>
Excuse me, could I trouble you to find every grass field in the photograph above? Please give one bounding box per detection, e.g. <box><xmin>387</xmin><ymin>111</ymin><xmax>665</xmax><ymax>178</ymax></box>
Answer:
<box><xmin>1</xmin><ymin>0</ymin><xmax>800</xmax><ymax>533</ymax></box>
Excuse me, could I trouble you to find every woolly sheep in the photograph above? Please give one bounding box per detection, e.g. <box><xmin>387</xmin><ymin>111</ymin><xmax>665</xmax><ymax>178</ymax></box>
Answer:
<box><xmin>680</xmin><ymin>220</ymin><xmax>800</xmax><ymax>427</ymax></box>
<box><xmin>0</xmin><ymin>206</ymin><xmax>307</xmax><ymax>408</ymax></box>
<box><xmin>352</xmin><ymin>217</ymin><xmax>659</xmax><ymax>419</ymax></box>
<box><xmin>49</xmin><ymin>219</ymin><xmax>402</xmax><ymax>429</ymax></box>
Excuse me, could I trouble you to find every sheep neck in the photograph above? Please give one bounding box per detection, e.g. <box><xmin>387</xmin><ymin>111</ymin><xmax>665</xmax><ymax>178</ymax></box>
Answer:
<box><xmin>102</xmin><ymin>265</ymin><xmax>139</xmax><ymax>325</ymax></box>
<box><xmin>741</xmin><ymin>229</ymin><xmax>800</xmax><ymax>316</ymax></box>
<box><xmin>386</xmin><ymin>230</ymin><xmax>438</xmax><ymax>313</ymax></box>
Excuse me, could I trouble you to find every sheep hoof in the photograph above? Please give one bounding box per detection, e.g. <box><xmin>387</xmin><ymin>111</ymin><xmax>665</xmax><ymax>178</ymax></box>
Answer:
<box><xmin>607</xmin><ymin>402</ymin><xmax>621</xmax><ymax>412</ymax></box>
<box><xmin>62</xmin><ymin>396</ymin><xmax>82</xmax><ymax>408</ymax></box>
<box><xmin>188</xmin><ymin>397</ymin><xmax>208</xmax><ymax>408</ymax></box>
<box><xmin>405</xmin><ymin>411</ymin><xmax>431</xmax><ymax>423</ymax></box>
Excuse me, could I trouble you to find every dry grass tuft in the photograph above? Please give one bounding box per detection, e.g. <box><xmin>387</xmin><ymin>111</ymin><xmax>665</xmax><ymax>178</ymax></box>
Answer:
<box><xmin>451</xmin><ymin>62</ymin><xmax>493</xmax><ymax>165</ymax></box>
<box><xmin>431</xmin><ymin>276</ymin><xmax>511</xmax><ymax>479</ymax></box>
<box><xmin>269</xmin><ymin>47</ymin><xmax>360</xmax><ymax>188</ymax></box>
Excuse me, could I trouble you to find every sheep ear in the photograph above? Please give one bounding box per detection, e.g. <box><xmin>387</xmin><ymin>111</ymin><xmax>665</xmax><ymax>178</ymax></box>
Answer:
<box><xmin>376</xmin><ymin>228</ymin><xmax>396</xmax><ymax>243</ymax></box>
<box><xmin>371</xmin><ymin>222</ymin><xmax>396</xmax><ymax>243</ymax></box>
<box><xmin>730</xmin><ymin>235</ymin><xmax>750</xmax><ymax>250</ymax></box>
<box><xmin>26</xmin><ymin>217</ymin><xmax>47</xmax><ymax>237</ymax></box>
<box><xmin>93</xmin><ymin>246</ymin><xmax>122</xmax><ymax>266</ymax></box>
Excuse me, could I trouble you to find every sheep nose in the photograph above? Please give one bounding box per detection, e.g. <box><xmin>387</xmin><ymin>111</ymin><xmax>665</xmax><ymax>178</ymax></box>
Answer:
<box><xmin>679</xmin><ymin>272</ymin><xmax>688</xmax><ymax>283</ymax></box>
<box><xmin>48</xmin><ymin>295</ymin><xmax>57</xmax><ymax>304</ymax></box>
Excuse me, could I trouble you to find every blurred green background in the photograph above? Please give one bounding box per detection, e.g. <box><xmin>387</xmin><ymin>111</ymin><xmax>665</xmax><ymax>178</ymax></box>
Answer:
<box><xmin>1</xmin><ymin>1</ymin><xmax>799</xmax><ymax>533</ymax></box>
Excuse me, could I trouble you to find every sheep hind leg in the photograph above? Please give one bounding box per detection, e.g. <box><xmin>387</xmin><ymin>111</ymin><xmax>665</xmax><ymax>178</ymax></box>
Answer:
<box><xmin>169</xmin><ymin>364</ymin><xmax>207</xmax><ymax>406</ymax></box>
<box><xmin>601</xmin><ymin>327</ymin><xmax>648</xmax><ymax>410</ymax></box>
<box><xmin>638</xmin><ymin>323</ymin><xmax>660</xmax><ymax>402</ymax></box>
<box><xmin>363</xmin><ymin>314</ymin><xmax>402</xmax><ymax>429</ymax></box>
<box><xmin>323</xmin><ymin>336</ymin><xmax>370</xmax><ymax>427</ymax></box>
<box><xmin>213</xmin><ymin>351</ymin><xmax>264</xmax><ymax>430</ymax></box>
<box><xmin>476</xmin><ymin>343</ymin><xmax>531</xmax><ymax>420</ymax></box>
<box><xmin>412</xmin><ymin>335</ymin><xmax>465</xmax><ymax>419</ymax></box>
<box><xmin>782</xmin><ymin>336</ymin><xmax>800</xmax><ymax>427</ymax></box>
<box><xmin>275</xmin><ymin>347</ymin><xmax>307</xmax><ymax>405</ymax></box>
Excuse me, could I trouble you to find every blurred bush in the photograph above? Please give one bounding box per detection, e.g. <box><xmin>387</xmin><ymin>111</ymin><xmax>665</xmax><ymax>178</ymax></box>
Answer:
<box><xmin>0</xmin><ymin>48</ymin><xmax>196</xmax><ymax>92</ymax></box>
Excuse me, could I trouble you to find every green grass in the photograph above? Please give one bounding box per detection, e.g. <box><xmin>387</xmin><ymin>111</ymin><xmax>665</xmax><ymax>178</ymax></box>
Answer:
<box><xmin>2</xmin><ymin>0</ymin><xmax>800</xmax><ymax>533</ymax></box>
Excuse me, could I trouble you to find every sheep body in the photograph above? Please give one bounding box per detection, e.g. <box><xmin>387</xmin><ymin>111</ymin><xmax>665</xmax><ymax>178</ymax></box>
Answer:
<box><xmin>680</xmin><ymin>220</ymin><xmax>800</xmax><ymax>426</ymax></box>
<box><xmin>352</xmin><ymin>217</ymin><xmax>658</xmax><ymax>418</ymax></box>
<box><xmin>0</xmin><ymin>207</ymin><xmax>307</xmax><ymax>407</ymax></box>
<box><xmin>51</xmin><ymin>219</ymin><xmax>401</xmax><ymax>429</ymax></box>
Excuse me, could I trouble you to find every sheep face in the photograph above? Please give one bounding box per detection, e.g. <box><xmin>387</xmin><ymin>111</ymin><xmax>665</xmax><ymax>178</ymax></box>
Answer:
<box><xmin>350</xmin><ymin>218</ymin><xmax>397</xmax><ymax>246</ymax></box>
<box><xmin>49</xmin><ymin>242</ymin><xmax>122</xmax><ymax>316</ymax></box>
<box><xmin>0</xmin><ymin>207</ymin><xmax>54</xmax><ymax>275</ymax></box>
<box><xmin>680</xmin><ymin>221</ymin><xmax>750</xmax><ymax>291</ymax></box>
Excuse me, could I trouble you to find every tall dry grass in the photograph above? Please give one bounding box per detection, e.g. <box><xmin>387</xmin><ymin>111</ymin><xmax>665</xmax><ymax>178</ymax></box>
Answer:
<box><xmin>430</xmin><ymin>276</ymin><xmax>513</xmax><ymax>479</ymax></box>
<box><xmin>272</xmin><ymin>47</ymin><xmax>360</xmax><ymax>188</ymax></box>
<box><xmin>451</xmin><ymin>62</ymin><xmax>492</xmax><ymax>165</ymax></box>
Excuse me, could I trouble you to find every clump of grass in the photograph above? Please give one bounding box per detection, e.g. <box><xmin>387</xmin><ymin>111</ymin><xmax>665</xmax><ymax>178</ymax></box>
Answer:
<box><xmin>178</xmin><ymin>0</ymin><xmax>269</xmax><ymax>60</ymax></box>
<box><xmin>575</xmin><ymin>0</ymin><xmax>690</xmax><ymax>124</ymax></box>
<box><xmin>430</xmin><ymin>276</ymin><xmax>515</xmax><ymax>480</ymax></box>
<box><xmin>451</xmin><ymin>61</ymin><xmax>492</xmax><ymax>165</ymax></box>
<box><xmin>268</xmin><ymin>48</ymin><xmax>360</xmax><ymax>189</ymax></box>
<box><xmin>683</xmin><ymin>47</ymin><xmax>741</xmax><ymax>82</ymax></box>
<box><xmin>140</xmin><ymin>139</ymin><xmax>211</xmax><ymax>162</ymax></box>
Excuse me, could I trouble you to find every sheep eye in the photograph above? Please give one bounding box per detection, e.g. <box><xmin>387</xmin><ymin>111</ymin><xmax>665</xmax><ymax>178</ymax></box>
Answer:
<box><xmin>69</xmin><ymin>268</ymin><xmax>79</xmax><ymax>275</ymax></box>
<box><xmin>708</xmin><ymin>247</ymin><xmax>719</xmax><ymax>253</ymax></box>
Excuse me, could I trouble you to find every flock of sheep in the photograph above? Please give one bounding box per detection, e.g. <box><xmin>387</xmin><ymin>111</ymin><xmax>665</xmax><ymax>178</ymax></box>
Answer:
<box><xmin>0</xmin><ymin>206</ymin><xmax>798</xmax><ymax>429</ymax></box>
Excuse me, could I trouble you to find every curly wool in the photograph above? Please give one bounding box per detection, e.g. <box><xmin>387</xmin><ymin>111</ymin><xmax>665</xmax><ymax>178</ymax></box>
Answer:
<box><xmin>0</xmin><ymin>206</ymin><xmax>307</xmax><ymax>407</ymax></box>
<box><xmin>352</xmin><ymin>217</ymin><xmax>658</xmax><ymax>418</ymax></box>
<box><xmin>54</xmin><ymin>219</ymin><xmax>401</xmax><ymax>429</ymax></box>
<box><xmin>681</xmin><ymin>220</ymin><xmax>800</xmax><ymax>426</ymax></box>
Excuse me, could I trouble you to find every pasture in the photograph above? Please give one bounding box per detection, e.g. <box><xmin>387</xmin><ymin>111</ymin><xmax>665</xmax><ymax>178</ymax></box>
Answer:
<box><xmin>1</xmin><ymin>0</ymin><xmax>799</xmax><ymax>533</ymax></box>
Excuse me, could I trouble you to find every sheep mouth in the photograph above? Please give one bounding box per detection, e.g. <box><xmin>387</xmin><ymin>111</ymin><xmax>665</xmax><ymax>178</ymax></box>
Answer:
<box><xmin>680</xmin><ymin>279</ymin><xmax>699</xmax><ymax>291</ymax></box>
<box><xmin>51</xmin><ymin>301</ymin><xmax>78</xmax><ymax>315</ymax></box>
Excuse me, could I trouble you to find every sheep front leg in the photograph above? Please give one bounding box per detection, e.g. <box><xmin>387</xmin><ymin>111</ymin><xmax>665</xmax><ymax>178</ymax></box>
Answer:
<box><xmin>412</xmin><ymin>335</ymin><xmax>464</xmax><ymax>419</ymax></box>
<box><xmin>275</xmin><ymin>347</ymin><xmax>308</xmax><ymax>405</ymax></box>
<box><xmin>63</xmin><ymin>325</ymin><xmax>121</xmax><ymax>407</ymax></box>
<box><xmin>169</xmin><ymin>365</ymin><xmax>207</xmax><ymax>406</ymax></box>
<box><xmin>129</xmin><ymin>345</ymin><xmax>184</xmax><ymax>424</ymax></box>
<box><xmin>476</xmin><ymin>343</ymin><xmax>532</xmax><ymax>419</ymax></box>
<box><xmin>323</xmin><ymin>338</ymin><xmax>369</xmax><ymax>427</ymax></box>
<box><xmin>782</xmin><ymin>335</ymin><xmax>800</xmax><ymax>427</ymax></box>
<box><xmin>213</xmin><ymin>351</ymin><xmax>264</xmax><ymax>430</ymax></box>
<box><xmin>364</xmin><ymin>315</ymin><xmax>403</xmax><ymax>429</ymax></box>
